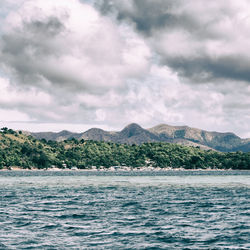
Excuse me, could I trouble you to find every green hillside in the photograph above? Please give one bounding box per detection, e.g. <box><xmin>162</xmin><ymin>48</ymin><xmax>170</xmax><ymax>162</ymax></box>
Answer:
<box><xmin>30</xmin><ymin>123</ymin><xmax>250</xmax><ymax>152</ymax></box>
<box><xmin>0</xmin><ymin>127</ymin><xmax>250</xmax><ymax>170</ymax></box>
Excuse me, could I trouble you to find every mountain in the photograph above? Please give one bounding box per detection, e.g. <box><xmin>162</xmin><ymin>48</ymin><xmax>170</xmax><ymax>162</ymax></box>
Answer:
<box><xmin>29</xmin><ymin>130</ymin><xmax>83</xmax><ymax>141</ymax></box>
<box><xmin>29</xmin><ymin>123</ymin><xmax>250</xmax><ymax>152</ymax></box>
<box><xmin>78</xmin><ymin>123</ymin><xmax>158</xmax><ymax>144</ymax></box>
<box><xmin>148</xmin><ymin>124</ymin><xmax>250</xmax><ymax>152</ymax></box>
<box><xmin>1</xmin><ymin>128</ymin><xmax>250</xmax><ymax>170</ymax></box>
<box><xmin>80</xmin><ymin>128</ymin><xmax>116</xmax><ymax>141</ymax></box>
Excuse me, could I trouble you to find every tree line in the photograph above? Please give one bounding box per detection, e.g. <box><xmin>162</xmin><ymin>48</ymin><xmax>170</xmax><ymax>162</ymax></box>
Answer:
<box><xmin>0</xmin><ymin>128</ymin><xmax>250</xmax><ymax>170</ymax></box>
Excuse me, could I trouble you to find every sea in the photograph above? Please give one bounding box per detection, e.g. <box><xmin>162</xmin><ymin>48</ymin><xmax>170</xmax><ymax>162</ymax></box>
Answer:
<box><xmin>0</xmin><ymin>170</ymin><xmax>249</xmax><ymax>249</ymax></box>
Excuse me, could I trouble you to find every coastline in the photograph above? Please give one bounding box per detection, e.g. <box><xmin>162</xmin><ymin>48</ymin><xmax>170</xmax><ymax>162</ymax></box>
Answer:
<box><xmin>0</xmin><ymin>166</ymin><xmax>240</xmax><ymax>172</ymax></box>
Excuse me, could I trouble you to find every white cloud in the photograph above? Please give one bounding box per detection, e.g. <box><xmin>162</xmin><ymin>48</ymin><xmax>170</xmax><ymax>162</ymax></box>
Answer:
<box><xmin>1</xmin><ymin>0</ymin><xmax>151</xmax><ymax>93</ymax></box>
<box><xmin>0</xmin><ymin>109</ymin><xmax>31</xmax><ymax>122</ymax></box>
<box><xmin>0</xmin><ymin>0</ymin><xmax>250</xmax><ymax>138</ymax></box>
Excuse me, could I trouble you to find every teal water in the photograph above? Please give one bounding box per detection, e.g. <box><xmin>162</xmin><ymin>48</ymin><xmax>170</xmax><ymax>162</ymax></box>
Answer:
<box><xmin>0</xmin><ymin>171</ymin><xmax>249</xmax><ymax>249</ymax></box>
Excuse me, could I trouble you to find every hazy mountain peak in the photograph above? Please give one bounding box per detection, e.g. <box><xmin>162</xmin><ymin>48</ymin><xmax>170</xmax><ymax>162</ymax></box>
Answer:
<box><xmin>123</xmin><ymin>123</ymin><xmax>143</xmax><ymax>129</ymax></box>
<box><xmin>121</xmin><ymin>123</ymin><xmax>144</xmax><ymax>136</ymax></box>
<box><xmin>29</xmin><ymin>123</ymin><xmax>250</xmax><ymax>152</ymax></box>
<box><xmin>84</xmin><ymin>128</ymin><xmax>105</xmax><ymax>133</ymax></box>
<box><xmin>57</xmin><ymin>130</ymin><xmax>73</xmax><ymax>136</ymax></box>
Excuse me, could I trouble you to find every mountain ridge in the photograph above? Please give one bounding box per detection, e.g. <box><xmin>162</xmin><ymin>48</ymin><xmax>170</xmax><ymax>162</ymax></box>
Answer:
<box><xmin>27</xmin><ymin>123</ymin><xmax>250</xmax><ymax>152</ymax></box>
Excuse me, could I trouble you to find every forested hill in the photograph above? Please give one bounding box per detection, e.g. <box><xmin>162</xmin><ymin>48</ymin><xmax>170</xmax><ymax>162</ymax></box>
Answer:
<box><xmin>0</xmin><ymin>127</ymin><xmax>250</xmax><ymax>170</ymax></box>
<box><xmin>28</xmin><ymin>123</ymin><xmax>250</xmax><ymax>152</ymax></box>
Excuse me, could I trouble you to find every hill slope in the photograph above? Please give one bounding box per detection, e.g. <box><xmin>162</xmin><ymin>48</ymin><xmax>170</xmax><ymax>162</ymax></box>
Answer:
<box><xmin>148</xmin><ymin>124</ymin><xmax>250</xmax><ymax>152</ymax></box>
<box><xmin>1</xmin><ymin>128</ymin><xmax>250</xmax><ymax>170</ymax></box>
<box><xmin>28</xmin><ymin>123</ymin><xmax>250</xmax><ymax>152</ymax></box>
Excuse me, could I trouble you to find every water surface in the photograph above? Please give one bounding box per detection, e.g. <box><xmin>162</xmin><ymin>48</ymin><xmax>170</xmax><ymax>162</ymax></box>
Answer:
<box><xmin>0</xmin><ymin>171</ymin><xmax>249</xmax><ymax>249</ymax></box>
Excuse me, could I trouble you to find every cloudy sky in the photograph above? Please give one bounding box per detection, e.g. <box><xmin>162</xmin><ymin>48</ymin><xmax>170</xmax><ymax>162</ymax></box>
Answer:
<box><xmin>0</xmin><ymin>0</ymin><xmax>250</xmax><ymax>137</ymax></box>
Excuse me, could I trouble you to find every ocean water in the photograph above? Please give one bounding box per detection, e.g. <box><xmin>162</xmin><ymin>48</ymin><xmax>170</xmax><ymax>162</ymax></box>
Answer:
<box><xmin>0</xmin><ymin>171</ymin><xmax>249</xmax><ymax>249</ymax></box>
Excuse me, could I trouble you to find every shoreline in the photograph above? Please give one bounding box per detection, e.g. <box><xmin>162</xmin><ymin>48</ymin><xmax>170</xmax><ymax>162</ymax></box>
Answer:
<box><xmin>0</xmin><ymin>167</ymin><xmax>246</xmax><ymax>172</ymax></box>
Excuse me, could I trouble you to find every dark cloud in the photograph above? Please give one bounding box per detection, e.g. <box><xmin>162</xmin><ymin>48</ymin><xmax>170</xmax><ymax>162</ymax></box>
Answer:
<box><xmin>0</xmin><ymin>0</ymin><xmax>150</xmax><ymax>95</ymax></box>
<box><xmin>0</xmin><ymin>16</ymin><xmax>68</xmax><ymax>89</ymax></box>
<box><xmin>2</xmin><ymin>16</ymin><xmax>65</xmax><ymax>55</ymax></box>
<box><xmin>97</xmin><ymin>0</ymin><xmax>250</xmax><ymax>85</ymax></box>
<box><xmin>165</xmin><ymin>55</ymin><xmax>250</xmax><ymax>83</ymax></box>
<box><xmin>1</xmin><ymin>0</ymin><xmax>250</xmax><ymax>137</ymax></box>
<box><xmin>26</xmin><ymin>17</ymin><xmax>66</xmax><ymax>37</ymax></box>
<box><xmin>97</xmin><ymin>0</ymin><xmax>199</xmax><ymax>35</ymax></box>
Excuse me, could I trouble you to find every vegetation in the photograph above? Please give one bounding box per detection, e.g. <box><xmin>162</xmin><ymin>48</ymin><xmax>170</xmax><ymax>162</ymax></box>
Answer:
<box><xmin>0</xmin><ymin>128</ymin><xmax>249</xmax><ymax>170</ymax></box>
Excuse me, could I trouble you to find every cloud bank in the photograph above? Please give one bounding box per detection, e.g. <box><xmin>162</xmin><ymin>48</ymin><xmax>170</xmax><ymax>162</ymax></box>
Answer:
<box><xmin>0</xmin><ymin>0</ymin><xmax>250</xmax><ymax>137</ymax></box>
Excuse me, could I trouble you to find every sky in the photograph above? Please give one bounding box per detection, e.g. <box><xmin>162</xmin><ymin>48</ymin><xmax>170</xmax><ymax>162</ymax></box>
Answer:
<box><xmin>0</xmin><ymin>0</ymin><xmax>250</xmax><ymax>137</ymax></box>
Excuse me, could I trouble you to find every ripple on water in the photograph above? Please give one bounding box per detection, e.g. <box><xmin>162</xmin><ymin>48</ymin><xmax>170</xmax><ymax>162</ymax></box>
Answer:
<box><xmin>0</xmin><ymin>171</ymin><xmax>249</xmax><ymax>249</ymax></box>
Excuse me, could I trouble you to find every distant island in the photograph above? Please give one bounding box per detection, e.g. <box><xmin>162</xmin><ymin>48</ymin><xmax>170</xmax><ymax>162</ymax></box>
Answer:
<box><xmin>0</xmin><ymin>127</ymin><xmax>249</xmax><ymax>170</ymax></box>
